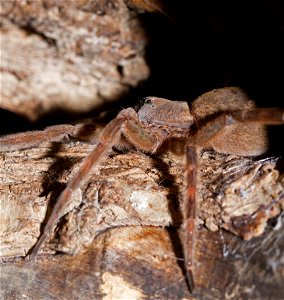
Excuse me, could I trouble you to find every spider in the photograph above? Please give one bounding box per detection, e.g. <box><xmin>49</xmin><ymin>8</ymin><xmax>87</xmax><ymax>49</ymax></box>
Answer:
<box><xmin>1</xmin><ymin>87</ymin><xmax>283</xmax><ymax>293</ymax></box>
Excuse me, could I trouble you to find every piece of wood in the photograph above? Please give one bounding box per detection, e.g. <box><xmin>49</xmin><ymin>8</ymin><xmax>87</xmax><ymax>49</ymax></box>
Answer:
<box><xmin>0</xmin><ymin>0</ymin><xmax>149</xmax><ymax>121</ymax></box>
<box><xmin>0</xmin><ymin>137</ymin><xmax>283</xmax><ymax>299</ymax></box>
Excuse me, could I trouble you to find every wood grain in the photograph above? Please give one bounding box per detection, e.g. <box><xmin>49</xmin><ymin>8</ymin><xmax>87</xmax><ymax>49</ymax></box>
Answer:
<box><xmin>0</xmin><ymin>139</ymin><xmax>283</xmax><ymax>299</ymax></box>
<box><xmin>0</xmin><ymin>0</ymin><xmax>149</xmax><ymax>121</ymax></box>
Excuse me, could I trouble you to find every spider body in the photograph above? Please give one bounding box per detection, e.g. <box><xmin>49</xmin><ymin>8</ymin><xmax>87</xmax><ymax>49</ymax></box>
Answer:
<box><xmin>138</xmin><ymin>98</ymin><xmax>194</xmax><ymax>129</ymax></box>
<box><xmin>0</xmin><ymin>87</ymin><xmax>283</xmax><ymax>293</ymax></box>
<box><xmin>122</xmin><ymin>98</ymin><xmax>193</xmax><ymax>154</ymax></box>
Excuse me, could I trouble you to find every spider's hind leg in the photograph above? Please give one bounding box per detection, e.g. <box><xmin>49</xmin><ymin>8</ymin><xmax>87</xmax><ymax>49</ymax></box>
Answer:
<box><xmin>183</xmin><ymin>143</ymin><xmax>198</xmax><ymax>293</ymax></box>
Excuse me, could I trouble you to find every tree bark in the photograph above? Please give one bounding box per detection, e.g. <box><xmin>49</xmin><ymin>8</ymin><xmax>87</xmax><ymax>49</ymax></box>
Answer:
<box><xmin>0</xmin><ymin>0</ymin><xmax>149</xmax><ymax>121</ymax></box>
<box><xmin>0</xmin><ymin>138</ymin><xmax>283</xmax><ymax>299</ymax></box>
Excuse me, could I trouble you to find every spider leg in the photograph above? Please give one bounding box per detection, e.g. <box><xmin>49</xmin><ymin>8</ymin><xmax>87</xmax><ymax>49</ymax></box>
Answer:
<box><xmin>0</xmin><ymin>123</ymin><xmax>99</xmax><ymax>151</ymax></box>
<box><xmin>27</xmin><ymin>110</ymin><xmax>129</xmax><ymax>258</ymax></box>
<box><xmin>183</xmin><ymin>114</ymin><xmax>233</xmax><ymax>292</ymax></box>
<box><xmin>183</xmin><ymin>113</ymin><xmax>241</xmax><ymax>292</ymax></box>
<box><xmin>194</xmin><ymin>108</ymin><xmax>284</xmax><ymax>148</ymax></box>
<box><xmin>28</xmin><ymin>108</ymin><xmax>160</xmax><ymax>259</ymax></box>
<box><xmin>183</xmin><ymin>106</ymin><xmax>284</xmax><ymax>292</ymax></box>
<box><xmin>230</xmin><ymin>108</ymin><xmax>284</xmax><ymax>124</ymax></box>
<box><xmin>184</xmin><ymin>143</ymin><xmax>197</xmax><ymax>293</ymax></box>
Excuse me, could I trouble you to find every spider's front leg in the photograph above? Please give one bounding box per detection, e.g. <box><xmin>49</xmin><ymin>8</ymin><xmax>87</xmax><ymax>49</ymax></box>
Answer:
<box><xmin>0</xmin><ymin>124</ymin><xmax>86</xmax><ymax>151</ymax></box>
<box><xmin>0</xmin><ymin>118</ymin><xmax>113</xmax><ymax>151</ymax></box>
<box><xmin>28</xmin><ymin>108</ymin><xmax>160</xmax><ymax>259</ymax></box>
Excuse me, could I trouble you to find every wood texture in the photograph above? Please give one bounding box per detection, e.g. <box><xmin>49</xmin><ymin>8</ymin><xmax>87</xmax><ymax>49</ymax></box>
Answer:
<box><xmin>0</xmin><ymin>138</ymin><xmax>283</xmax><ymax>299</ymax></box>
<box><xmin>0</xmin><ymin>0</ymin><xmax>149</xmax><ymax>121</ymax></box>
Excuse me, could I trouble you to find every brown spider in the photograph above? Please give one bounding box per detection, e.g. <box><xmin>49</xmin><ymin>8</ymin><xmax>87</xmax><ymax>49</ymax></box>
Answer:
<box><xmin>0</xmin><ymin>87</ymin><xmax>283</xmax><ymax>292</ymax></box>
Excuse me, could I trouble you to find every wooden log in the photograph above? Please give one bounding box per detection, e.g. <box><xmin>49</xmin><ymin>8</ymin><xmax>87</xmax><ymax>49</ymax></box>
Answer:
<box><xmin>0</xmin><ymin>0</ymin><xmax>149</xmax><ymax>121</ymax></box>
<box><xmin>0</xmin><ymin>136</ymin><xmax>283</xmax><ymax>299</ymax></box>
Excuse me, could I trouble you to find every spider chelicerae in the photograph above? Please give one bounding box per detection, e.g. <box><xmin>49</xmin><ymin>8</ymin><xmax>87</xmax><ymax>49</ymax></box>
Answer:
<box><xmin>1</xmin><ymin>87</ymin><xmax>283</xmax><ymax>292</ymax></box>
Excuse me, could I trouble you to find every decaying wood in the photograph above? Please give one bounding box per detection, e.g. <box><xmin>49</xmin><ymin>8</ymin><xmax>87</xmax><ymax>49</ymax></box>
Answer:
<box><xmin>0</xmin><ymin>139</ymin><xmax>283</xmax><ymax>299</ymax></box>
<box><xmin>0</xmin><ymin>0</ymin><xmax>149</xmax><ymax>121</ymax></box>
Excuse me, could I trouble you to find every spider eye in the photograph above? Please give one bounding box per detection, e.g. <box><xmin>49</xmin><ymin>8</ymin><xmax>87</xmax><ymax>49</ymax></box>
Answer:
<box><xmin>144</xmin><ymin>98</ymin><xmax>152</xmax><ymax>104</ymax></box>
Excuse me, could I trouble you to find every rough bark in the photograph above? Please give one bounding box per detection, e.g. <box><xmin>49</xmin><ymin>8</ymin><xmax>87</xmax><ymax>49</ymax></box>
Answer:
<box><xmin>0</xmin><ymin>0</ymin><xmax>149</xmax><ymax>121</ymax></box>
<box><xmin>0</xmin><ymin>139</ymin><xmax>283</xmax><ymax>299</ymax></box>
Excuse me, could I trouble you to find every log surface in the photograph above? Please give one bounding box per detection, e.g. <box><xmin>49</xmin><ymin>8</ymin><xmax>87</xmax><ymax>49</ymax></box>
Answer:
<box><xmin>0</xmin><ymin>138</ymin><xmax>283</xmax><ymax>299</ymax></box>
<box><xmin>0</xmin><ymin>0</ymin><xmax>149</xmax><ymax>121</ymax></box>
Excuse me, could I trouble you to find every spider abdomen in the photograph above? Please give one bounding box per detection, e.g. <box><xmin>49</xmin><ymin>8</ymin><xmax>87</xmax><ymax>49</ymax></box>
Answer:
<box><xmin>206</xmin><ymin>123</ymin><xmax>268</xmax><ymax>156</ymax></box>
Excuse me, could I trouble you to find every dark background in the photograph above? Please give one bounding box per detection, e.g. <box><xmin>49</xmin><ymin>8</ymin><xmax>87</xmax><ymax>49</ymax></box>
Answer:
<box><xmin>139</xmin><ymin>0</ymin><xmax>284</xmax><ymax>157</ymax></box>
<box><xmin>140</xmin><ymin>0</ymin><xmax>284</xmax><ymax>106</ymax></box>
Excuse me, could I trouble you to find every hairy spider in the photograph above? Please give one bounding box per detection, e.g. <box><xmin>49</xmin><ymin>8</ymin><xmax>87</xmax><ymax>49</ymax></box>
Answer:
<box><xmin>1</xmin><ymin>87</ymin><xmax>283</xmax><ymax>292</ymax></box>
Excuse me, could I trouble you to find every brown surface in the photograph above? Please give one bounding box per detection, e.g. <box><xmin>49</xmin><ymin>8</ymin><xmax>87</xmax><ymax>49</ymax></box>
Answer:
<box><xmin>0</xmin><ymin>139</ymin><xmax>283</xmax><ymax>299</ymax></box>
<box><xmin>0</xmin><ymin>0</ymin><xmax>149</xmax><ymax>121</ymax></box>
<box><xmin>1</xmin><ymin>226</ymin><xmax>284</xmax><ymax>299</ymax></box>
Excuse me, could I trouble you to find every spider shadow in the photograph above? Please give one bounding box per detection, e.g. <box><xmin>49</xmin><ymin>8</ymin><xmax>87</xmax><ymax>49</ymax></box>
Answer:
<box><xmin>151</xmin><ymin>144</ymin><xmax>190</xmax><ymax>290</ymax></box>
<box><xmin>33</xmin><ymin>123</ymin><xmax>190</xmax><ymax>293</ymax></box>
<box><xmin>32</xmin><ymin>123</ymin><xmax>101</xmax><ymax>252</ymax></box>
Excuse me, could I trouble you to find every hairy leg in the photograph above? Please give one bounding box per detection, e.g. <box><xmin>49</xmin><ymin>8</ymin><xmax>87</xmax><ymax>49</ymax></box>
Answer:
<box><xmin>28</xmin><ymin>111</ymin><xmax>127</xmax><ymax>258</ymax></box>
<box><xmin>230</xmin><ymin>108</ymin><xmax>284</xmax><ymax>124</ymax></box>
<box><xmin>28</xmin><ymin>108</ymin><xmax>161</xmax><ymax>258</ymax></box>
<box><xmin>183</xmin><ymin>107</ymin><xmax>284</xmax><ymax>292</ymax></box>
<box><xmin>194</xmin><ymin>108</ymin><xmax>284</xmax><ymax>147</ymax></box>
<box><xmin>183</xmin><ymin>144</ymin><xmax>197</xmax><ymax>293</ymax></box>
<box><xmin>0</xmin><ymin>123</ymin><xmax>98</xmax><ymax>151</ymax></box>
